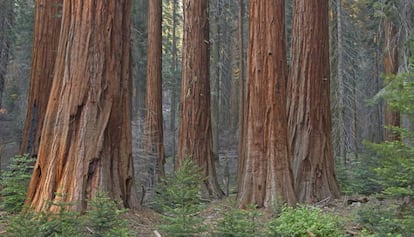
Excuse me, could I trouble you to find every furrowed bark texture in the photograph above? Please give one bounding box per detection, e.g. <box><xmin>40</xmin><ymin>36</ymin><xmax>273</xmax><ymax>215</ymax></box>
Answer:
<box><xmin>20</xmin><ymin>0</ymin><xmax>62</xmax><ymax>156</ymax></box>
<box><xmin>178</xmin><ymin>0</ymin><xmax>223</xmax><ymax>198</ymax></box>
<box><xmin>237</xmin><ymin>0</ymin><xmax>296</xmax><ymax>208</ymax></box>
<box><xmin>26</xmin><ymin>0</ymin><xmax>138</xmax><ymax>212</ymax></box>
<box><xmin>287</xmin><ymin>0</ymin><xmax>340</xmax><ymax>203</ymax></box>
<box><xmin>144</xmin><ymin>0</ymin><xmax>165</xmax><ymax>184</ymax></box>
<box><xmin>383</xmin><ymin>19</ymin><xmax>400</xmax><ymax>141</ymax></box>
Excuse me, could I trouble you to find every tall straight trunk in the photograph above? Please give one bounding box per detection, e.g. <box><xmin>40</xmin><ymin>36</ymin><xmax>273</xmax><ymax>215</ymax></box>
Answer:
<box><xmin>230</xmin><ymin>19</ymin><xmax>239</xmax><ymax>130</ymax></box>
<box><xmin>20</xmin><ymin>0</ymin><xmax>62</xmax><ymax>156</ymax></box>
<box><xmin>211</xmin><ymin>0</ymin><xmax>221</xmax><ymax>164</ymax></box>
<box><xmin>0</xmin><ymin>0</ymin><xmax>14</xmax><ymax>109</ymax></box>
<box><xmin>144</xmin><ymin>0</ymin><xmax>164</xmax><ymax>186</ymax></box>
<box><xmin>237</xmin><ymin>0</ymin><xmax>296</xmax><ymax>208</ymax></box>
<box><xmin>26</xmin><ymin>0</ymin><xmax>138</xmax><ymax>212</ymax></box>
<box><xmin>170</xmin><ymin>0</ymin><xmax>179</xmax><ymax>168</ymax></box>
<box><xmin>237</xmin><ymin>0</ymin><xmax>246</xmax><ymax>192</ymax></box>
<box><xmin>178</xmin><ymin>0</ymin><xmax>223</xmax><ymax>198</ymax></box>
<box><xmin>383</xmin><ymin>19</ymin><xmax>400</xmax><ymax>141</ymax></box>
<box><xmin>287</xmin><ymin>0</ymin><xmax>340</xmax><ymax>203</ymax></box>
<box><xmin>336</xmin><ymin>0</ymin><xmax>346</xmax><ymax>164</ymax></box>
<box><xmin>131</xmin><ymin>0</ymin><xmax>148</xmax><ymax>121</ymax></box>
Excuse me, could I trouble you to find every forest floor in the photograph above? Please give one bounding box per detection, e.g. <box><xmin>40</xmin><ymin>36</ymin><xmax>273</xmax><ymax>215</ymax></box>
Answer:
<box><xmin>127</xmin><ymin>194</ymin><xmax>374</xmax><ymax>236</ymax></box>
<box><xmin>0</xmin><ymin>194</ymin><xmax>372</xmax><ymax>236</ymax></box>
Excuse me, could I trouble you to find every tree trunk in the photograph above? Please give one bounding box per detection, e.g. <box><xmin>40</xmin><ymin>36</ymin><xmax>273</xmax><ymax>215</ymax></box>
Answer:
<box><xmin>287</xmin><ymin>0</ymin><xmax>340</xmax><ymax>203</ymax></box>
<box><xmin>0</xmin><ymin>0</ymin><xmax>14</xmax><ymax>109</ymax></box>
<box><xmin>210</xmin><ymin>0</ymin><xmax>221</xmax><ymax>165</ymax></box>
<box><xmin>237</xmin><ymin>0</ymin><xmax>246</xmax><ymax>193</ymax></box>
<box><xmin>170</xmin><ymin>0</ymin><xmax>179</xmax><ymax>168</ymax></box>
<box><xmin>177</xmin><ymin>0</ymin><xmax>223</xmax><ymax>198</ymax></box>
<box><xmin>26</xmin><ymin>0</ymin><xmax>138</xmax><ymax>212</ymax></box>
<box><xmin>20</xmin><ymin>0</ymin><xmax>62</xmax><ymax>156</ymax></box>
<box><xmin>383</xmin><ymin>18</ymin><xmax>400</xmax><ymax>141</ymax></box>
<box><xmin>237</xmin><ymin>0</ymin><xmax>296</xmax><ymax>208</ymax></box>
<box><xmin>131</xmin><ymin>0</ymin><xmax>148</xmax><ymax>121</ymax></box>
<box><xmin>144</xmin><ymin>0</ymin><xmax>164</xmax><ymax>188</ymax></box>
<box><xmin>336</xmin><ymin>0</ymin><xmax>346</xmax><ymax>164</ymax></box>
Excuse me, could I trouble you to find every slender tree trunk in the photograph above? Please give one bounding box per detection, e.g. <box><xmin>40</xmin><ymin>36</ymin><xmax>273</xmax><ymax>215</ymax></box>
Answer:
<box><xmin>131</xmin><ymin>0</ymin><xmax>148</xmax><ymax>121</ymax></box>
<box><xmin>20</xmin><ymin>0</ymin><xmax>62</xmax><ymax>156</ymax></box>
<box><xmin>170</xmin><ymin>0</ymin><xmax>179</xmax><ymax>169</ymax></box>
<box><xmin>383</xmin><ymin>18</ymin><xmax>400</xmax><ymax>141</ymax></box>
<box><xmin>237</xmin><ymin>0</ymin><xmax>246</xmax><ymax>192</ymax></box>
<box><xmin>26</xmin><ymin>0</ymin><xmax>138</xmax><ymax>212</ymax></box>
<box><xmin>144</xmin><ymin>0</ymin><xmax>164</xmax><ymax>187</ymax></box>
<box><xmin>0</xmin><ymin>0</ymin><xmax>14</xmax><ymax>109</ymax></box>
<box><xmin>336</xmin><ymin>0</ymin><xmax>346</xmax><ymax>164</ymax></box>
<box><xmin>178</xmin><ymin>0</ymin><xmax>223</xmax><ymax>198</ymax></box>
<box><xmin>237</xmin><ymin>0</ymin><xmax>296</xmax><ymax>208</ymax></box>
<box><xmin>287</xmin><ymin>0</ymin><xmax>340</xmax><ymax>203</ymax></box>
<box><xmin>230</xmin><ymin>19</ymin><xmax>239</xmax><ymax>130</ymax></box>
<box><xmin>211</xmin><ymin>0</ymin><xmax>221</xmax><ymax>165</ymax></box>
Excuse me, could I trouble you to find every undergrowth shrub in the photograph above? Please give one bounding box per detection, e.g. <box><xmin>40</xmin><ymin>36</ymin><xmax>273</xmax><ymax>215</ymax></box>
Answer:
<box><xmin>86</xmin><ymin>191</ymin><xmax>130</xmax><ymax>237</ymax></box>
<box><xmin>335</xmin><ymin>153</ymin><xmax>382</xmax><ymax>195</ymax></box>
<box><xmin>213</xmin><ymin>203</ymin><xmax>263</xmax><ymax>237</ymax></box>
<box><xmin>366</xmin><ymin>43</ymin><xmax>414</xmax><ymax>201</ymax></box>
<box><xmin>357</xmin><ymin>202</ymin><xmax>414</xmax><ymax>237</ymax></box>
<box><xmin>5</xmin><ymin>192</ymin><xmax>131</xmax><ymax>237</ymax></box>
<box><xmin>0</xmin><ymin>154</ymin><xmax>35</xmax><ymax>213</ymax></box>
<box><xmin>266</xmin><ymin>205</ymin><xmax>343</xmax><ymax>237</ymax></box>
<box><xmin>154</xmin><ymin>159</ymin><xmax>207</xmax><ymax>236</ymax></box>
<box><xmin>6</xmin><ymin>206</ymin><xmax>81</xmax><ymax>237</ymax></box>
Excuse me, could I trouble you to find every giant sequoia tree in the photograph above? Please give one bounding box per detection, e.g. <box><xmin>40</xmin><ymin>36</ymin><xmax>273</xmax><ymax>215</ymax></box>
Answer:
<box><xmin>177</xmin><ymin>0</ymin><xmax>223</xmax><ymax>198</ymax></box>
<box><xmin>287</xmin><ymin>0</ymin><xmax>340</xmax><ymax>203</ymax></box>
<box><xmin>237</xmin><ymin>0</ymin><xmax>296</xmax><ymax>208</ymax></box>
<box><xmin>26</xmin><ymin>0</ymin><xmax>138</xmax><ymax>212</ymax></box>
<box><xmin>20</xmin><ymin>0</ymin><xmax>62</xmax><ymax>156</ymax></box>
<box><xmin>144</xmin><ymin>0</ymin><xmax>164</xmax><ymax>185</ymax></box>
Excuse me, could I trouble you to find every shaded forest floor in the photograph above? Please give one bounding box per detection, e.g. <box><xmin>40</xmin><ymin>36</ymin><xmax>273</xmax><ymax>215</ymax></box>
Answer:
<box><xmin>0</xmin><ymin>194</ymin><xmax>391</xmax><ymax>236</ymax></box>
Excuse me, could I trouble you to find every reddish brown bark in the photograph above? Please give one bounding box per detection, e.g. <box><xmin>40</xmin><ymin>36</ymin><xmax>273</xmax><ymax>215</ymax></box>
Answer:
<box><xmin>177</xmin><ymin>0</ymin><xmax>223</xmax><ymax>198</ymax></box>
<box><xmin>287</xmin><ymin>0</ymin><xmax>340</xmax><ymax>203</ymax></box>
<box><xmin>20</xmin><ymin>0</ymin><xmax>62</xmax><ymax>156</ymax></box>
<box><xmin>26</xmin><ymin>0</ymin><xmax>138</xmax><ymax>212</ymax></box>
<box><xmin>383</xmin><ymin>19</ymin><xmax>400</xmax><ymax>141</ymax></box>
<box><xmin>144</xmin><ymin>0</ymin><xmax>165</xmax><ymax>184</ymax></box>
<box><xmin>237</xmin><ymin>0</ymin><xmax>296</xmax><ymax>208</ymax></box>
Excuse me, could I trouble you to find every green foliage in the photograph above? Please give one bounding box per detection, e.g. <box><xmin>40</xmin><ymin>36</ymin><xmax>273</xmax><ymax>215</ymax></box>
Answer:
<box><xmin>368</xmin><ymin>140</ymin><xmax>414</xmax><ymax>199</ymax></box>
<box><xmin>266</xmin><ymin>205</ymin><xmax>343</xmax><ymax>237</ymax></box>
<box><xmin>357</xmin><ymin>203</ymin><xmax>414</xmax><ymax>237</ymax></box>
<box><xmin>366</xmin><ymin>57</ymin><xmax>414</xmax><ymax>200</ymax></box>
<box><xmin>154</xmin><ymin>159</ymin><xmax>207</xmax><ymax>236</ymax></box>
<box><xmin>0</xmin><ymin>154</ymin><xmax>35</xmax><ymax>213</ymax></box>
<box><xmin>6</xmin><ymin>207</ymin><xmax>82</xmax><ymax>237</ymax></box>
<box><xmin>5</xmin><ymin>192</ymin><xmax>131</xmax><ymax>236</ymax></box>
<box><xmin>86</xmin><ymin>191</ymin><xmax>130</xmax><ymax>237</ymax></box>
<box><xmin>335</xmin><ymin>153</ymin><xmax>382</xmax><ymax>195</ymax></box>
<box><xmin>214</xmin><ymin>203</ymin><xmax>263</xmax><ymax>237</ymax></box>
